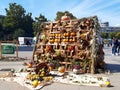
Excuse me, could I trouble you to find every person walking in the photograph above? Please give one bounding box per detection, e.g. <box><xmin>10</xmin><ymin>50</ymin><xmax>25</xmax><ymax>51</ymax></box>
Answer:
<box><xmin>112</xmin><ymin>37</ymin><xmax>119</xmax><ymax>56</ymax></box>
<box><xmin>116</xmin><ymin>39</ymin><xmax>120</xmax><ymax>55</ymax></box>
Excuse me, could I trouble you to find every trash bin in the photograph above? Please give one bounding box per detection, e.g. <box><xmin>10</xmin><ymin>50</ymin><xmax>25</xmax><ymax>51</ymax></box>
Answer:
<box><xmin>1</xmin><ymin>45</ymin><xmax>15</xmax><ymax>54</ymax></box>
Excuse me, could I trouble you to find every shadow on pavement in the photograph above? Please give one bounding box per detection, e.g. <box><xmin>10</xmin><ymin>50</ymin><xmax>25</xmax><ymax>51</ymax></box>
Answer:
<box><xmin>0</xmin><ymin>68</ymin><xmax>12</xmax><ymax>71</ymax></box>
<box><xmin>106</xmin><ymin>63</ymin><xmax>120</xmax><ymax>73</ymax></box>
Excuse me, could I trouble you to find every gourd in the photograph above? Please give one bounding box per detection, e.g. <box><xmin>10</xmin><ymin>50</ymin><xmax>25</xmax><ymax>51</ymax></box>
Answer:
<box><xmin>58</xmin><ymin>66</ymin><xmax>65</xmax><ymax>73</ymax></box>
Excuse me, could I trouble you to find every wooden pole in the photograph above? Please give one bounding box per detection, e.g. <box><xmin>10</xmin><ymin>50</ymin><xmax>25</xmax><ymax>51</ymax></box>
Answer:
<box><xmin>16</xmin><ymin>41</ymin><xmax>18</xmax><ymax>58</ymax></box>
<box><xmin>0</xmin><ymin>41</ymin><xmax>2</xmax><ymax>59</ymax></box>
<box><xmin>32</xmin><ymin>31</ymin><xmax>41</xmax><ymax>61</ymax></box>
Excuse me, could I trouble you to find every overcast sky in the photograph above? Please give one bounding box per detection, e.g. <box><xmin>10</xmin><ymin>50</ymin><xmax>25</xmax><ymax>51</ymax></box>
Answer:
<box><xmin>0</xmin><ymin>0</ymin><xmax>120</xmax><ymax>26</ymax></box>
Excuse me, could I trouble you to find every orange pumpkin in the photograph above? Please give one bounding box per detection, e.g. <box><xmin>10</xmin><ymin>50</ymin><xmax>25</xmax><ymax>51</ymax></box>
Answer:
<box><xmin>55</xmin><ymin>39</ymin><xmax>60</xmax><ymax>43</ymax></box>
<box><xmin>70</xmin><ymin>32</ymin><xmax>76</xmax><ymax>36</ymax></box>
<box><xmin>28</xmin><ymin>63</ymin><xmax>32</xmax><ymax>68</ymax></box>
<box><xmin>49</xmin><ymin>66</ymin><xmax>54</xmax><ymax>71</ymax></box>
<box><xmin>65</xmin><ymin>32</ymin><xmax>70</xmax><ymax>37</ymax></box>
<box><xmin>58</xmin><ymin>66</ymin><xmax>65</xmax><ymax>73</ymax></box>
<box><xmin>69</xmin><ymin>39</ymin><xmax>73</xmax><ymax>43</ymax></box>
<box><xmin>58</xmin><ymin>34</ymin><xmax>61</xmax><ymax>37</ymax></box>
<box><xmin>62</xmin><ymin>39</ymin><xmax>68</xmax><ymax>42</ymax></box>
<box><xmin>64</xmin><ymin>33</ymin><xmax>69</xmax><ymax>37</ymax></box>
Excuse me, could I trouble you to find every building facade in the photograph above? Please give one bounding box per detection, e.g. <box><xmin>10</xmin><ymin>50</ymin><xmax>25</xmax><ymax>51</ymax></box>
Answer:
<box><xmin>100</xmin><ymin>22</ymin><xmax>120</xmax><ymax>33</ymax></box>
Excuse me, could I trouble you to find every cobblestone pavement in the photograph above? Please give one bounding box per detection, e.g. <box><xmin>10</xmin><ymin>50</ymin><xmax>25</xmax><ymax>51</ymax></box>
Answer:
<box><xmin>0</xmin><ymin>46</ymin><xmax>120</xmax><ymax>90</ymax></box>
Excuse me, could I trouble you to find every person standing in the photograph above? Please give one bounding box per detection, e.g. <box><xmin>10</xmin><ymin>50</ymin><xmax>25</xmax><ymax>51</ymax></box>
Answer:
<box><xmin>112</xmin><ymin>37</ymin><xmax>119</xmax><ymax>55</ymax></box>
<box><xmin>116</xmin><ymin>39</ymin><xmax>120</xmax><ymax>55</ymax></box>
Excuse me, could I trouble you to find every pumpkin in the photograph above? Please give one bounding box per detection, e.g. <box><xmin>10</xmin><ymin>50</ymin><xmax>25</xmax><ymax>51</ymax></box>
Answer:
<box><xmin>62</xmin><ymin>39</ymin><xmax>68</xmax><ymax>42</ymax></box>
<box><xmin>105</xmin><ymin>81</ymin><xmax>111</xmax><ymax>86</ymax></box>
<box><xmin>32</xmin><ymin>80</ymin><xmax>39</xmax><ymax>87</ymax></box>
<box><xmin>28</xmin><ymin>63</ymin><xmax>33</xmax><ymax>68</ymax></box>
<box><xmin>72</xmin><ymin>38</ymin><xmax>76</xmax><ymax>42</ymax></box>
<box><xmin>49</xmin><ymin>33</ymin><xmax>54</xmax><ymax>37</ymax></box>
<box><xmin>58</xmin><ymin>66</ymin><xmax>65</xmax><ymax>73</ymax></box>
<box><xmin>64</xmin><ymin>33</ymin><xmax>69</xmax><ymax>37</ymax></box>
<box><xmin>49</xmin><ymin>66</ymin><xmax>54</xmax><ymax>71</ymax></box>
<box><xmin>55</xmin><ymin>39</ymin><xmax>60</xmax><ymax>43</ymax></box>
<box><xmin>28</xmin><ymin>61</ymin><xmax>33</xmax><ymax>68</ymax></box>
<box><xmin>65</xmin><ymin>32</ymin><xmax>70</xmax><ymax>37</ymax></box>
<box><xmin>69</xmin><ymin>38</ymin><xmax>73</xmax><ymax>43</ymax></box>
<box><xmin>70</xmin><ymin>32</ymin><xmax>76</xmax><ymax>36</ymax></box>
<box><xmin>49</xmin><ymin>39</ymin><xmax>54</xmax><ymax>43</ymax></box>
<box><xmin>58</xmin><ymin>34</ymin><xmax>61</xmax><ymax>37</ymax></box>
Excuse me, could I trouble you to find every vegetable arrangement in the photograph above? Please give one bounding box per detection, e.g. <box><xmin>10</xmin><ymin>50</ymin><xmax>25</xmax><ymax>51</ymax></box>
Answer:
<box><xmin>33</xmin><ymin>15</ymin><xmax>105</xmax><ymax>74</ymax></box>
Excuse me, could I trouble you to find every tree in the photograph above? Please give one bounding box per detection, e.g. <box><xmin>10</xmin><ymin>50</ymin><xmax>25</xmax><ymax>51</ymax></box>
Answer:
<box><xmin>55</xmin><ymin>11</ymin><xmax>76</xmax><ymax>21</ymax></box>
<box><xmin>115</xmin><ymin>32</ymin><xmax>120</xmax><ymax>39</ymax></box>
<box><xmin>23</xmin><ymin>13</ymin><xmax>34</xmax><ymax>37</ymax></box>
<box><xmin>33</xmin><ymin>14</ymin><xmax>47</xmax><ymax>36</ymax></box>
<box><xmin>0</xmin><ymin>15</ymin><xmax>5</xmax><ymax>40</ymax></box>
<box><xmin>109</xmin><ymin>32</ymin><xmax>116</xmax><ymax>39</ymax></box>
<box><xmin>2</xmin><ymin>3</ymin><xmax>34</xmax><ymax>40</ymax></box>
<box><xmin>3</xmin><ymin>3</ymin><xmax>26</xmax><ymax>40</ymax></box>
<box><xmin>101</xmin><ymin>32</ymin><xmax>109</xmax><ymax>39</ymax></box>
<box><xmin>13</xmin><ymin>28</ymin><xmax>25</xmax><ymax>39</ymax></box>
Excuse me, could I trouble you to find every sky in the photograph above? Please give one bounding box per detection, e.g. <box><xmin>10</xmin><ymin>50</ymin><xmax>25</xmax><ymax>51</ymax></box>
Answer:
<box><xmin>0</xmin><ymin>0</ymin><xmax>120</xmax><ymax>26</ymax></box>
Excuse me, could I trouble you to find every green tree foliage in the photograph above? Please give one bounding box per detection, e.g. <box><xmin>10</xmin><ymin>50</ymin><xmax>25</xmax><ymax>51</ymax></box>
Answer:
<box><xmin>3</xmin><ymin>3</ymin><xmax>25</xmax><ymax>31</ymax></box>
<box><xmin>101</xmin><ymin>32</ymin><xmax>109</xmax><ymax>39</ymax></box>
<box><xmin>23</xmin><ymin>13</ymin><xmax>34</xmax><ymax>37</ymax></box>
<box><xmin>3</xmin><ymin>3</ymin><xmax>34</xmax><ymax>40</ymax></box>
<box><xmin>33</xmin><ymin>14</ymin><xmax>47</xmax><ymax>36</ymax></box>
<box><xmin>115</xmin><ymin>32</ymin><xmax>120</xmax><ymax>39</ymax></box>
<box><xmin>13</xmin><ymin>28</ymin><xmax>25</xmax><ymax>39</ymax></box>
<box><xmin>0</xmin><ymin>15</ymin><xmax>5</xmax><ymax>40</ymax></box>
<box><xmin>109</xmin><ymin>32</ymin><xmax>116</xmax><ymax>39</ymax></box>
<box><xmin>55</xmin><ymin>11</ymin><xmax>76</xmax><ymax>21</ymax></box>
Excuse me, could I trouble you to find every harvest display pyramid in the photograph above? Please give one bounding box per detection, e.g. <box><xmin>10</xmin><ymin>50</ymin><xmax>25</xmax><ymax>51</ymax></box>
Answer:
<box><xmin>32</xmin><ymin>15</ymin><xmax>105</xmax><ymax>74</ymax></box>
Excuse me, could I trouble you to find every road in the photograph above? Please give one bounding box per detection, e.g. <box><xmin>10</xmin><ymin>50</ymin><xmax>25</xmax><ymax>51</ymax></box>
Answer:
<box><xmin>0</xmin><ymin>46</ymin><xmax>120</xmax><ymax>90</ymax></box>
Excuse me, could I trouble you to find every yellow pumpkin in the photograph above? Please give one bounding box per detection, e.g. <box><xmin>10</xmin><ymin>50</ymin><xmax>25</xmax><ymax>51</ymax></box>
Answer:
<box><xmin>105</xmin><ymin>81</ymin><xmax>111</xmax><ymax>86</ymax></box>
<box><xmin>49</xmin><ymin>39</ymin><xmax>54</xmax><ymax>43</ymax></box>
<box><xmin>32</xmin><ymin>80</ymin><xmax>39</xmax><ymax>87</ymax></box>
<box><xmin>49</xmin><ymin>33</ymin><xmax>52</xmax><ymax>37</ymax></box>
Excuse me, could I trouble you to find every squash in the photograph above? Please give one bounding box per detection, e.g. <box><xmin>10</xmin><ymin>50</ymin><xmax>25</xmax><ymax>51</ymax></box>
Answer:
<box><xmin>32</xmin><ymin>80</ymin><xmax>39</xmax><ymax>87</ymax></box>
<box><xmin>70</xmin><ymin>32</ymin><xmax>76</xmax><ymax>36</ymax></box>
<box><xmin>28</xmin><ymin>61</ymin><xmax>33</xmax><ymax>68</ymax></box>
<box><xmin>62</xmin><ymin>39</ymin><xmax>68</xmax><ymax>42</ymax></box>
<box><xmin>55</xmin><ymin>39</ymin><xmax>60</xmax><ymax>43</ymax></box>
<box><xmin>49</xmin><ymin>33</ymin><xmax>54</xmax><ymax>37</ymax></box>
<box><xmin>58</xmin><ymin>66</ymin><xmax>65</xmax><ymax>73</ymax></box>
<box><xmin>69</xmin><ymin>38</ymin><xmax>73</xmax><ymax>43</ymax></box>
<box><xmin>49</xmin><ymin>39</ymin><xmax>54</xmax><ymax>43</ymax></box>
